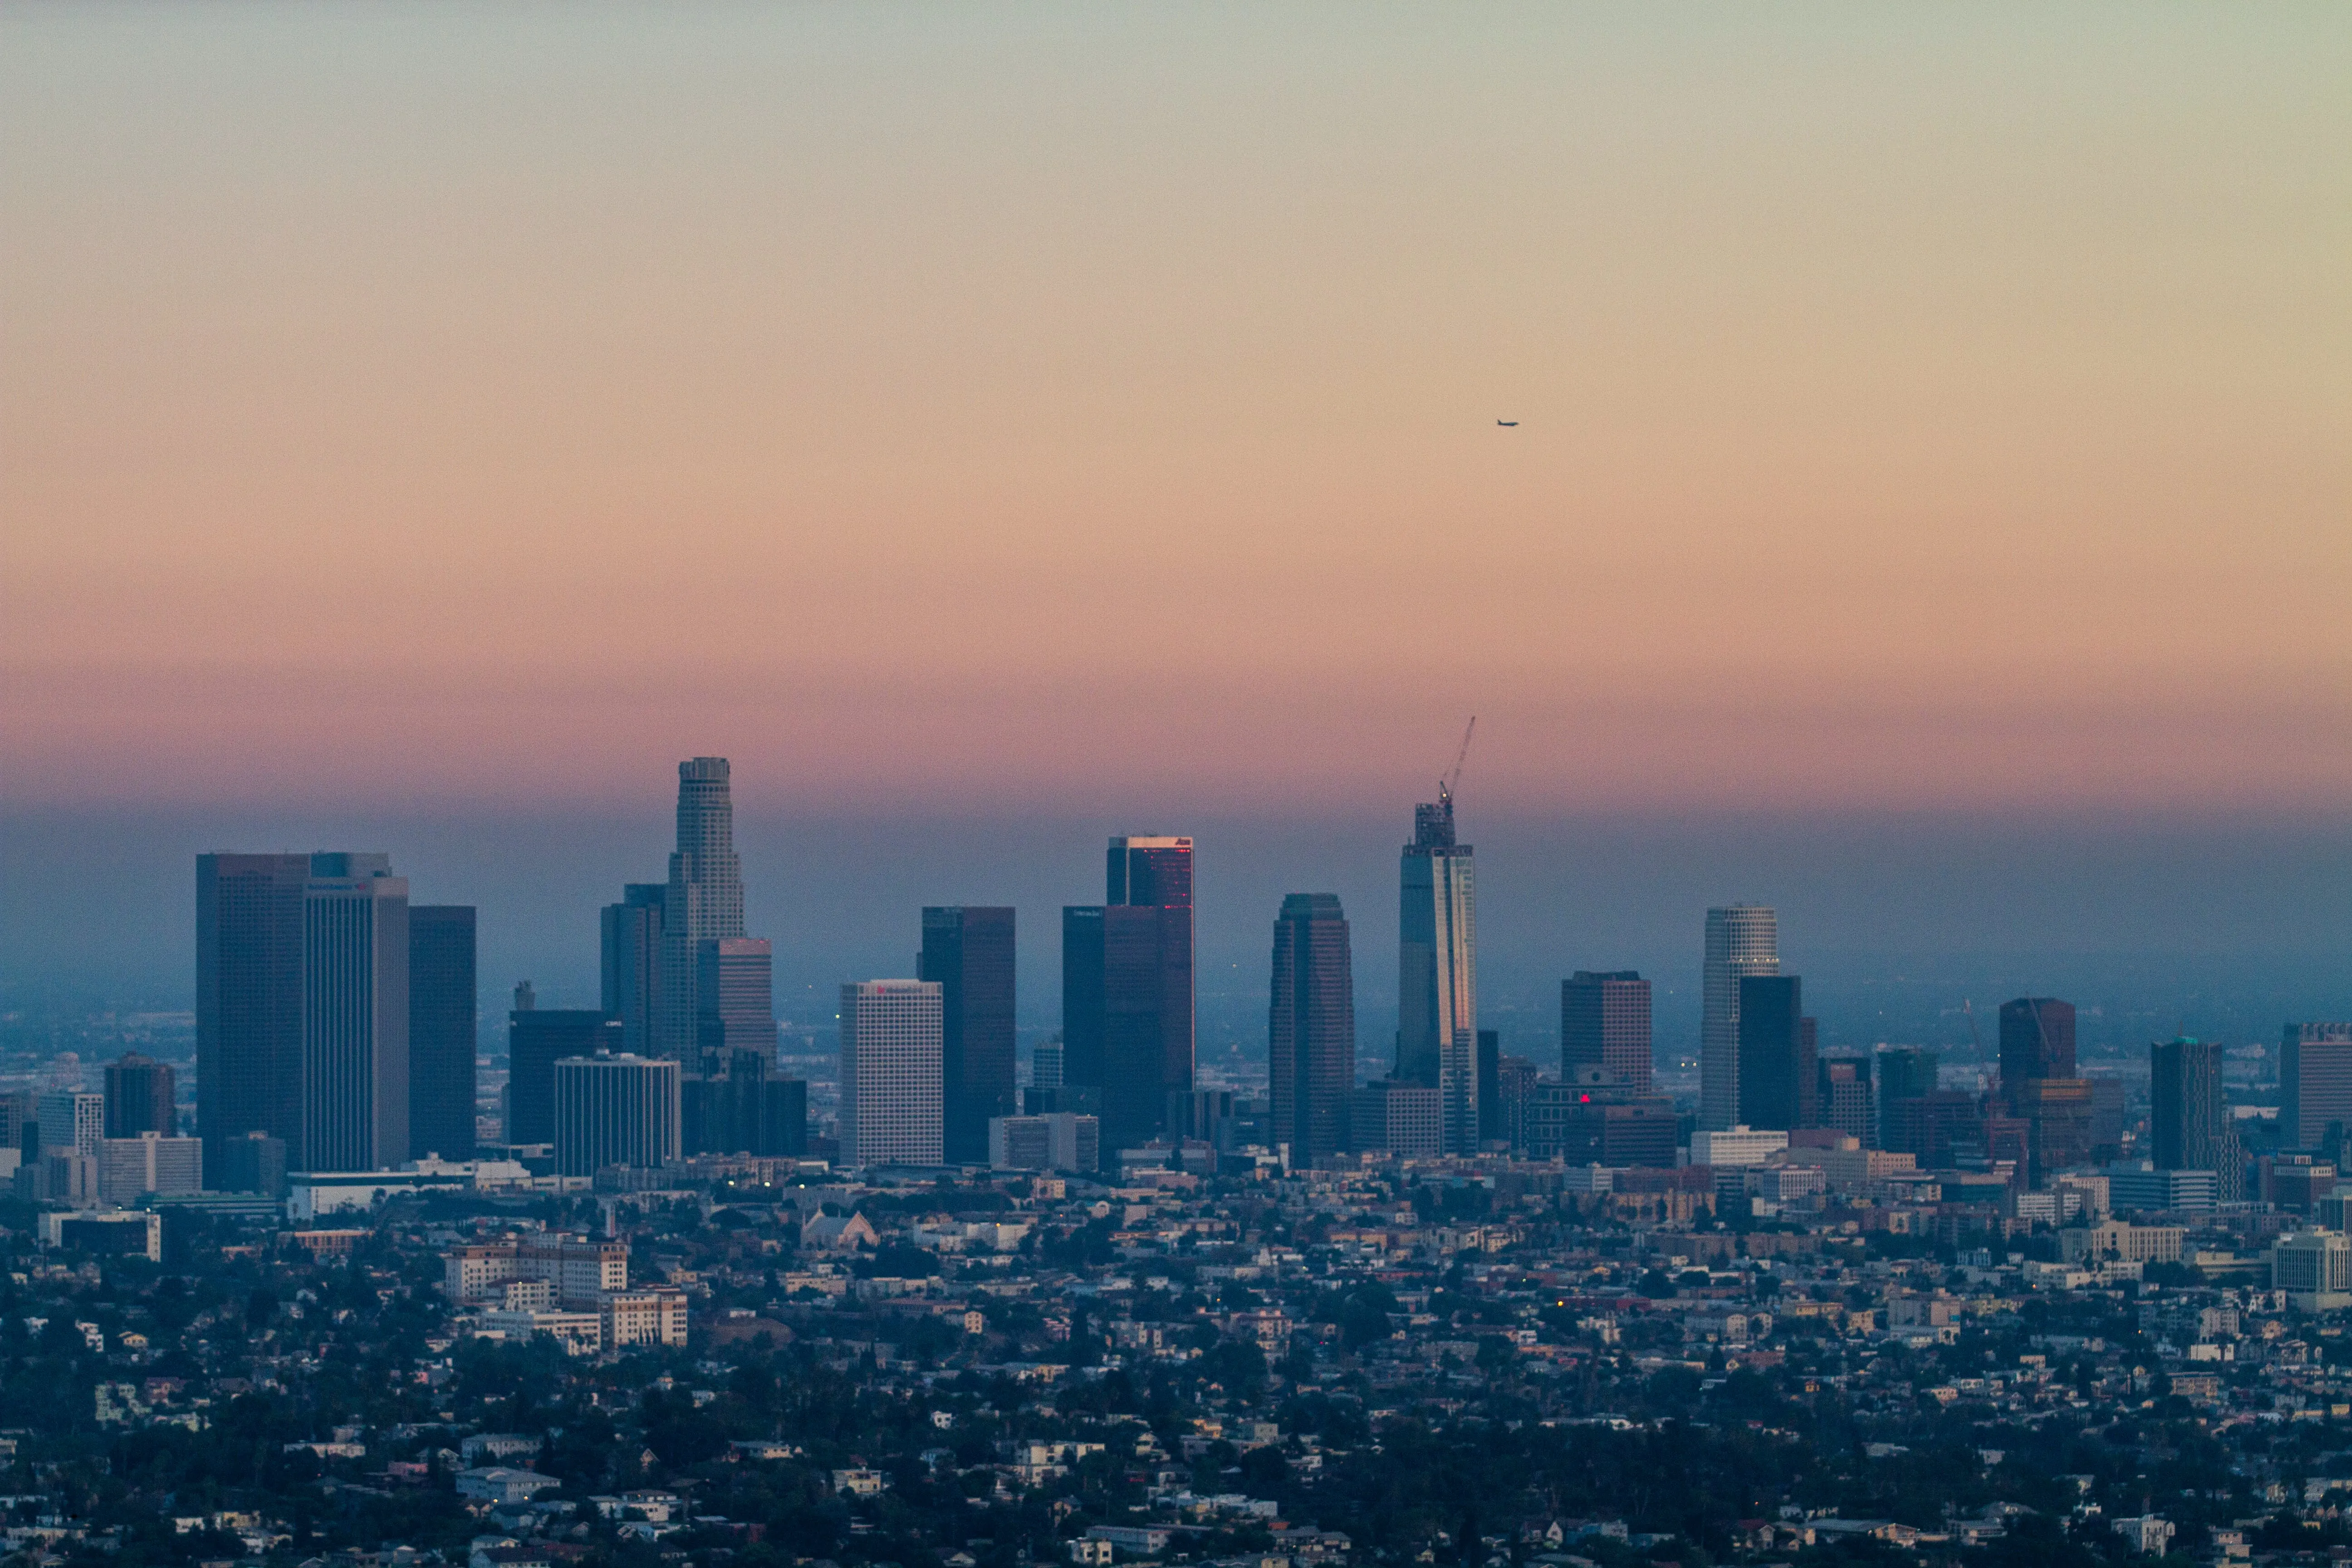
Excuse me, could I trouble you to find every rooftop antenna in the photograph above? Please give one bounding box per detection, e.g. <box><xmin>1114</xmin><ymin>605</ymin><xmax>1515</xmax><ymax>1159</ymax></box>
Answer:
<box><xmin>1440</xmin><ymin>715</ymin><xmax>1476</xmax><ymax>809</ymax></box>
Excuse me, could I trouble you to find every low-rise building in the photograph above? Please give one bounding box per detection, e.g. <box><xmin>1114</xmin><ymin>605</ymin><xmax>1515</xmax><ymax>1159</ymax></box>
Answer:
<box><xmin>2270</xmin><ymin>1228</ymin><xmax>2352</xmax><ymax>1311</ymax></box>
<box><xmin>600</xmin><ymin>1288</ymin><xmax>689</xmax><ymax>1348</ymax></box>
<box><xmin>2112</xmin><ymin>1516</ymin><xmax>2174</xmax><ymax>1556</ymax></box>
<box><xmin>456</xmin><ymin>1468</ymin><xmax>563</xmax><ymax>1505</ymax></box>
<box><xmin>1688</xmin><ymin>1127</ymin><xmax>1788</xmax><ymax>1168</ymax></box>
<box><xmin>36</xmin><ymin>1208</ymin><xmax>161</xmax><ymax>1260</ymax></box>
<box><xmin>2058</xmin><ymin>1222</ymin><xmax>2183</xmax><ymax>1265</ymax></box>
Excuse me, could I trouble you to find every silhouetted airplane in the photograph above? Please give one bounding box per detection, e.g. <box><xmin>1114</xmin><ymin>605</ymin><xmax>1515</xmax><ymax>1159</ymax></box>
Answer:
<box><xmin>1496</xmin><ymin>420</ymin><xmax>1518</xmax><ymax>426</ymax></box>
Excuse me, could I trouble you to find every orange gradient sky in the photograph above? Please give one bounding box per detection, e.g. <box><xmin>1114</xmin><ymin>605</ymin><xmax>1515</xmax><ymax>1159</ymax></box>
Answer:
<box><xmin>5</xmin><ymin>3</ymin><xmax>2348</xmax><ymax>815</ymax></box>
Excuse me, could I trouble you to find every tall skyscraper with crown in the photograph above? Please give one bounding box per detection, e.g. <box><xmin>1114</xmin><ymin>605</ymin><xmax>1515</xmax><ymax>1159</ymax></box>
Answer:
<box><xmin>1700</xmin><ymin>905</ymin><xmax>1779</xmax><ymax>1130</ymax></box>
<box><xmin>1400</xmin><ymin>788</ymin><xmax>1478</xmax><ymax>1155</ymax></box>
<box><xmin>657</xmin><ymin>758</ymin><xmax>746</xmax><ymax>1060</ymax></box>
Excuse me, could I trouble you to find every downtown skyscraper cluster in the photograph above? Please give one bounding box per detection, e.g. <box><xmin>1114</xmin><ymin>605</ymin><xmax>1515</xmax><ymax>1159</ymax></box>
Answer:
<box><xmin>163</xmin><ymin>745</ymin><xmax>2352</xmax><ymax>1205</ymax></box>
<box><xmin>181</xmin><ymin>756</ymin><xmax>1526</xmax><ymax>1179</ymax></box>
<box><xmin>187</xmin><ymin>746</ymin><xmax>2352</xmax><ymax>1196</ymax></box>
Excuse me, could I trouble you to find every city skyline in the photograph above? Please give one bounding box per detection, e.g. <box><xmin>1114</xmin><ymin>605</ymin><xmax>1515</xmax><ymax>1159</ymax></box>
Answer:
<box><xmin>69</xmin><ymin>778</ymin><xmax>2351</xmax><ymax>1178</ymax></box>
<box><xmin>158</xmin><ymin>753</ymin><xmax>2352</xmax><ymax>1185</ymax></box>
<box><xmin>5</xmin><ymin>7</ymin><xmax>2349</xmax><ymax>1557</ymax></box>
<box><xmin>32</xmin><ymin>796</ymin><xmax>2341</xmax><ymax>1067</ymax></box>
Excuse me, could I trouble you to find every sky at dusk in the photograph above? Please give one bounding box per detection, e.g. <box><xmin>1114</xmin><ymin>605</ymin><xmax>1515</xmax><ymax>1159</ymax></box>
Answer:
<box><xmin>3</xmin><ymin>5</ymin><xmax>2347</xmax><ymax>1038</ymax></box>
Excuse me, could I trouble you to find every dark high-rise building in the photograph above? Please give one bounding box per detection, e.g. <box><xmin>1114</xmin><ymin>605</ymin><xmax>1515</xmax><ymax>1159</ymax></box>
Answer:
<box><xmin>1983</xmin><ymin>1109</ymin><xmax>2031</xmax><ymax>1171</ymax></box>
<box><xmin>1269</xmin><ymin>893</ymin><xmax>1354</xmax><ymax>1167</ymax></box>
<box><xmin>2282</xmin><ymin>1024</ymin><xmax>2352</xmax><ymax>1152</ymax></box>
<box><xmin>200</xmin><ymin>851</ymin><xmax>436</xmax><ymax>1172</ymax></box>
<box><xmin>1495</xmin><ymin>1053</ymin><xmax>1538</xmax><ymax>1150</ymax></box>
<box><xmin>408</xmin><ymin>905</ymin><xmax>477</xmax><ymax>1160</ymax></box>
<box><xmin>1476</xmin><ymin>1029</ymin><xmax>1502</xmax><ymax>1145</ymax></box>
<box><xmin>695</xmin><ymin>937</ymin><xmax>774</xmax><ymax>1069</ymax></box>
<box><xmin>1107</xmin><ymin>834</ymin><xmax>1195</xmax><ymax>1126</ymax></box>
<box><xmin>508</xmin><ymin>1002</ymin><xmax>620</xmax><ymax>1148</ymax></box>
<box><xmin>0</xmin><ymin>1090</ymin><xmax>34</xmax><ymax>1159</ymax></box>
<box><xmin>104</xmin><ymin>1054</ymin><xmax>176</xmax><ymax>1139</ymax></box>
<box><xmin>1817</xmin><ymin>1056</ymin><xmax>1872</xmax><ymax>1145</ymax></box>
<box><xmin>1735</xmin><ymin>975</ymin><xmax>1809</xmax><ymax>1131</ymax></box>
<box><xmin>1799</xmin><ymin>1018</ymin><xmax>1820</xmax><ymax>1127</ymax></box>
<box><xmin>2009</xmin><ymin>1077</ymin><xmax>2094</xmax><ymax>1178</ymax></box>
<box><xmin>683</xmin><ymin>1048</ymin><xmax>808</xmax><ymax>1158</ymax></box>
<box><xmin>214</xmin><ymin>1130</ymin><xmax>287</xmax><ymax>1197</ymax></box>
<box><xmin>921</xmin><ymin>906</ymin><xmax>1018</xmax><ymax>1166</ymax></box>
<box><xmin>1062</xmin><ymin>905</ymin><xmax>1172</xmax><ymax>1154</ymax></box>
<box><xmin>2152</xmin><ymin>1036</ymin><xmax>2241</xmax><ymax>1200</ymax></box>
<box><xmin>1107</xmin><ymin>835</ymin><xmax>1194</xmax><ymax>918</ymax></box>
<box><xmin>1400</xmin><ymin>796</ymin><xmax>1478</xmax><ymax>1154</ymax></box>
<box><xmin>1883</xmin><ymin>1089</ymin><xmax>1986</xmax><ymax>1169</ymax></box>
<box><xmin>1168</xmin><ymin>1088</ymin><xmax>1236</xmax><ymax>1147</ymax></box>
<box><xmin>679</xmin><ymin>1058</ymin><xmax>731</xmax><ymax>1156</ymax></box>
<box><xmin>2089</xmin><ymin>1078</ymin><xmax>2128</xmax><ymax>1159</ymax></box>
<box><xmin>1874</xmin><ymin>1045</ymin><xmax>1940</xmax><ymax>1148</ymax></box>
<box><xmin>1061</xmin><ymin>907</ymin><xmax>1108</xmax><ymax>1105</ymax></box>
<box><xmin>300</xmin><ymin>855</ymin><xmax>409</xmax><ymax>1172</ymax></box>
<box><xmin>1877</xmin><ymin>1046</ymin><xmax>1939</xmax><ymax>1106</ymax></box>
<box><xmin>765</xmin><ymin>1074</ymin><xmax>809</xmax><ymax>1158</ymax></box>
<box><xmin>1065</xmin><ymin>835</ymin><xmax>1195</xmax><ymax>1155</ymax></box>
<box><xmin>1562</xmin><ymin>970</ymin><xmax>1652</xmax><ymax>1092</ymax></box>
<box><xmin>1524</xmin><ymin>1076</ymin><xmax>1678</xmax><ymax>1168</ymax></box>
<box><xmin>1997</xmin><ymin>998</ymin><xmax>2088</xmax><ymax>1181</ymax></box>
<box><xmin>1874</xmin><ymin>1046</ymin><xmax>1940</xmax><ymax>1154</ymax></box>
<box><xmin>1999</xmin><ymin>997</ymin><xmax>2076</xmax><ymax>1085</ymax></box>
<box><xmin>196</xmin><ymin>853</ymin><xmax>309</xmax><ymax>1173</ymax></box>
<box><xmin>600</xmin><ymin>883</ymin><xmax>666</xmax><ymax>1057</ymax></box>
<box><xmin>1025</xmin><ymin>1082</ymin><xmax>1102</xmax><ymax>1120</ymax></box>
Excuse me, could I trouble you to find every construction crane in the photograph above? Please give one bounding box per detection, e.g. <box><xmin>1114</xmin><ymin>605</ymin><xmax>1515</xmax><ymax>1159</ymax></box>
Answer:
<box><xmin>1962</xmin><ymin>999</ymin><xmax>1982</xmax><ymax>1055</ymax></box>
<box><xmin>1439</xmin><ymin>716</ymin><xmax>1476</xmax><ymax>808</ymax></box>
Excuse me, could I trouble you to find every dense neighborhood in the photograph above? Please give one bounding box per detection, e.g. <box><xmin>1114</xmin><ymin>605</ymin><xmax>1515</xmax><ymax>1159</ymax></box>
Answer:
<box><xmin>10</xmin><ymin>1141</ymin><xmax>2352</xmax><ymax>1568</ymax></box>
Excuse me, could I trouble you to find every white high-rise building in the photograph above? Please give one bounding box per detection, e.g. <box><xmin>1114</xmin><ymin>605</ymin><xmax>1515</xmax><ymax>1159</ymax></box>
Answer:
<box><xmin>1399</xmin><ymin>790</ymin><xmax>1477</xmax><ymax>1155</ymax></box>
<box><xmin>37</xmin><ymin>1091</ymin><xmax>105</xmax><ymax>1158</ymax></box>
<box><xmin>1700</xmin><ymin>906</ymin><xmax>1779</xmax><ymax>1131</ymax></box>
<box><xmin>658</xmin><ymin>758</ymin><xmax>746</xmax><ymax>1060</ymax></box>
<box><xmin>302</xmin><ymin>856</ymin><xmax>409</xmax><ymax>1171</ymax></box>
<box><xmin>841</xmin><ymin>980</ymin><xmax>943</xmax><ymax>1168</ymax></box>
<box><xmin>97</xmin><ymin>1132</ymin><xmax>204</xmax><ymax>1206</ymax></box>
